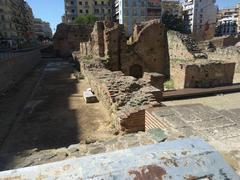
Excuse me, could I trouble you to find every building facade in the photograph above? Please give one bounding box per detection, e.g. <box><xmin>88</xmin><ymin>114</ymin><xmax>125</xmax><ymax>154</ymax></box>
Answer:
<box><xmin>161</xmin><ymin>0</ymin><xmax>182</xmax><ymax>17</ymax></box>
<box><xmin>238</xmin><ymin>3</ymin><xmax>240</xmax><ymax>33</ymax></box>
<box><xmin>183</xmin><ymin>0</ymin><xmax>217</xmax><ymax>41</ymax></box>
<box><xmin>32</xmin><ymin>18</ymin><xmax>53</xmax><ymax>40</ymax></box>
<box><xmin>63</xmin><ymin>0</ymin><xmax>112</xmax><ymax>23</ymax></box>
<box><xmin>0</xmin><ymin>0</ymin><xmax>34</xmax><ymax>39</ymax></box>
<box><xmin>216</xmin><ymin>7</ymin><xmax>238</xmax><ymax>36</ymax></box>
<box><xmin>114</xmin><ymin>0</ymin><xmax>162</xmax><ymax>35</ymax></box>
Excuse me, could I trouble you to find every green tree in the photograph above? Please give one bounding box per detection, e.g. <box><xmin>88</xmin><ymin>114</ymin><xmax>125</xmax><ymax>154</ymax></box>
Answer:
<box><xmin>74</xmin><ymin>15</ymin><xmax>97</xmax><ymax>25</ymax></box>
<box><xmin>162</xmin><ymin>13</ymin><xmax>184</xmax><ymax>33</ymax></box>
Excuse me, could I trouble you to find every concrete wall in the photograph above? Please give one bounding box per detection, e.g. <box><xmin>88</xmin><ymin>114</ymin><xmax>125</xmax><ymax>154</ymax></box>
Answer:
<box><xmin>0</xmin><ymin>50</ymin><xmax>41</xmax><ymax>93</ymax></box>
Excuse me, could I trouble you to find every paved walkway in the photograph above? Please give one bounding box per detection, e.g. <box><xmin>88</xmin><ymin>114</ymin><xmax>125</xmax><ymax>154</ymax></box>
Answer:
<box><xmin>147</xmin><ymin>104</ymin><xmax>240</xmax><ymax>174</ymax></box>
<box><xmin>163</xmin><ymin>92</ymin><xmax>240</xmax><ymax>110</ymax></box>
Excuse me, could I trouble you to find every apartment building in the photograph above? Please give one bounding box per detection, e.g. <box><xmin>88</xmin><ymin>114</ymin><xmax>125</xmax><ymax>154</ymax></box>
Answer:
<box><xmin>238</xmin><ymin>3</ymin><xmax>240</xmax><ymax>33</ymax></box>
<box><xmin>183</xmin><ymin>0</ymin><xmax>217</xmax><ymax>40</ymax></box>
<box><xmin>216</xmin><ymin>7</ymin><xmax>238</xmax><ymax>36</ymax></box>
<box><xmin>114</xmin><ymin>0</ymin><xmax>162</xmax><ymax>35</ymax></box>
<box><xmin>162</xmin><ymin>0</ymin><xmax>182</xmax><ymax>17</ymax></box>
<box><xmin>32</xmin><ymin>18</ymin><xmax>53</xmax><ymax>40</ymax></box>
<box><xmin>0</xmin><ymin>0</ymin><xmax>34</xmax><ymax>39</ymax></box>
<box><xmin>63</xmin><ymin>0</ymin><xmax>112</xmax><ymax>23</ymax></box>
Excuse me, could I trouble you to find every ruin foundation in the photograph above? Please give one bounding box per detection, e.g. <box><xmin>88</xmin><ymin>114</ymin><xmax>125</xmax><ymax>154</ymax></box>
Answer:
<box><xmin>76</xmin><ymin>57</ymin><xmax>163</xmax><ymax>133</ymax></box>
<box><xmin>171</xmin><ymin>60</ymin><xmax>235</xmax><ymax>89</ymax></box>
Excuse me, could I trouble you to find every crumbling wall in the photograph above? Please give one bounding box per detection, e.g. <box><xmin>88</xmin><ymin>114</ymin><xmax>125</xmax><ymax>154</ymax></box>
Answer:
<box><xmin>167</xmin><ymin>30</ymin><xmax>207</xmax><ymax>61</ymax></box>
<box><xmin>0</xmin><ymin>50</ymin><xmax>41</xmax><ymax>93</ymax></box>
<box><xmin>79</xmin><ymin>58</ymin><xmax>162</xmax><ymax>133</ymax></box>
<box><xmin>53</xmin><ymin>23</ymin><xmax>93</xmax><ymax>57</ymax></box>
<box><xmin>79</xmin><ymin>20</ymin><xmax>170</xmax><ymax>80</ymax></box>
<box><xmin>121</xmin><ymin>20</ymin><xmax>170</xmax><ymax>79</ymax></box>
<box><xmin>171</xmin><ymin>60</ymin><xmax>235</xmax><ymax>89</ymax></box>
<box><xmin>207</xmin><ymin>47</ymin><xmax>240</xmax><ymax>72</ymax></box>
<box><xmin>207</xmin><ymin>35</ymin><xmax>240</xmax><ymax>48</ymax></box>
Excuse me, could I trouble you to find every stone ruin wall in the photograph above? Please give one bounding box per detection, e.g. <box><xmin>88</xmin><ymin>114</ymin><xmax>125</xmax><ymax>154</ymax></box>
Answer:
<box><xmin>207</xmin><ymin>47</ymin><xmax>240</xmax><ymax>73</ymax></box>
<box><xmin>207</xmin><ymin>35</ymin><xmax>240</xmax><ymax>48</ymax></box>
<box><xmin>172</xmin><ymin>60</ymin><xmax>235</xmax><ymax>89</ymax></box>
<box><xmin>76</xmin><ymin>57</ymin><xmax>162</xmax><ymax>133</ymax></box>
<box><xmin>167</xmin><ymin>30</ymin><xmax>238</xmax><ymax>88</ymax></box>
<box><xmin>167</xmin><ymin>30</ymin><xmax>208</xmax><ymax>61</ymax></box>
<box><xmin>53</xmin><ymin>23</ymin><xmax>93</xmax><ymax>57</ymax></box>
<box><xmin>121</xmin><ymin>21</ymin><xmax>170</xmax><ymax>79</ymax></box>
<box><xmin>0</xmin><ymin>50</ymin><xmax>41</xmax><ymax>93</ymax></box>
<box><xmin>79</xmin><ymin>20</ymin><xmax>170</xmax><ymax>80</ymax></box>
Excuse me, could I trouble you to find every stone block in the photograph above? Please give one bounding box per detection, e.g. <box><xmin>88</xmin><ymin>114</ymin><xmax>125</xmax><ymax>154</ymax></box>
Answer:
<box><xmin>83</xmin><ymin>90</ymin><xmax>98</xmax><ymax>103</ymax></box>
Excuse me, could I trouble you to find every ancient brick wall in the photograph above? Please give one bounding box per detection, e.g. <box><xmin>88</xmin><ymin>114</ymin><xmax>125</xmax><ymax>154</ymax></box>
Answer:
<box><xmin>207</xmin><ymin>47</ymin><xmax>240</xmax><ymax>72</ymax></box>
<box><xmin>207</xmin><ymin>35</ymin><xmax>240</xmax><ymax>48</ymax></box>
<box><xmin>121</xmin><ymin>20</ymin><xmax>170</xmax><ymax>79</ymax></box>
<box><xmin>171</xmin><ymin>60</ymin><xmax>235</xmax><ymax>89</ymax></box>
<box><xmin>79</xmin><ymin>20</ymin><xmax>170</xmax><ymax>80</ymax></box>
<box><xmin>0</xmin><ymin>50</ymin><xmax>41</xmax><ymax>93</ymax></box>
<box><xmin>53</xmin><ymin>23</ymin><xmax>93</xmax><ymax>57</ymax></box>
<box><xmin>79</xmin><ymin>58</ymin><xmax>162</xmax><ymax>133</ymax></box>
<box><xmin>167</xmin><ymin>31</ymin><xmax>207</xmax><ymax>61</ymax></box>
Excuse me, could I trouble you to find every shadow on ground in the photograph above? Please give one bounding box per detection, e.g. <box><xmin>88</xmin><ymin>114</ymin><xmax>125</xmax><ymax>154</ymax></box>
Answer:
<box><xmin>0</xmin><ymin>51</ymin><xmax>114</xmax><ymax>171</ymax></box>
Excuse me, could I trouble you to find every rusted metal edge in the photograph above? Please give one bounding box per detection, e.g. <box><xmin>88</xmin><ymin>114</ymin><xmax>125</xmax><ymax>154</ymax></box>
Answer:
<box><xmin>0</xmin><ymin>138</ymin><xmax>239</xmax><ymax>180</ymax></box>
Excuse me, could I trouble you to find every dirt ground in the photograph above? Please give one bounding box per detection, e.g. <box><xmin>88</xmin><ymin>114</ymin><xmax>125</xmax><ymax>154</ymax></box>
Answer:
<box><xmin>0</xmin><ymin>58</ymin><xmax>115</xmax><ymax>154</ymax></box>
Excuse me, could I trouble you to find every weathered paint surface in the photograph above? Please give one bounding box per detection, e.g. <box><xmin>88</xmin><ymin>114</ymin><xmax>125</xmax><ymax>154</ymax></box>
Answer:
<box><xmin>0</xmin><ymin>138</ymin><xmax>239</xmax><ymax>180</ymax></box>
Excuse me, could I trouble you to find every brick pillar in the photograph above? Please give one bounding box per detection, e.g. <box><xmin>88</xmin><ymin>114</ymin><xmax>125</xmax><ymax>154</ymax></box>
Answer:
<box><xmin>143</xmin><ymin>73</ymin><xmax>165</xmax><ymax>91</ymax></box>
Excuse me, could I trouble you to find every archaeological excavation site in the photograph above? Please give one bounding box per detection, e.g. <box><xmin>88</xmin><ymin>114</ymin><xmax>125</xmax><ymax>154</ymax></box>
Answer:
<box><xmin>0</xmin><ymin>19</ymin><xmax>240</xmax><ymax>179</ymax></box>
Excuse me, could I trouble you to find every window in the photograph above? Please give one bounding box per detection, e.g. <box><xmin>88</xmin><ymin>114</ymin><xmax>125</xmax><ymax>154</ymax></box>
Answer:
<box><xmin>79</xmin><ymin>9</ymin><xmax>83</xmax><ymax>13</ymax></box>
<box><xmin>79</xmin><ymin>1</ymin><xmax>82</xmax><ymax>5</ymax></box>
<box><xmin>101</xmin><ymin>1</ymin><xmax>104</xmax><ymax>5</ymax></box>
<box><xmin>86</xmin><ymin>9</ymin><xmax>89</xmax><ymax>13</ymax></box>
<box><xmin>85</xmin><ymin>1</ymin><xmax>88</xmax><ymax>5</ymax></box>
<box><xmin>71</xmin><ymin>9</ymin><xmax>75</xmax><ymax>13</ymax></box>
<box><xmin>95</xmin><ymin>1</ymin><xmax>97</xmax><ymax>5</ymax></box>
<box><xmin>95</xmin><ymin>9</ymin><xmax>99</xmax><ymax>14</ymax></box>
<box><xmin>71</xmin><ymin>1</ymin><xmax>74</xmax><ymax>5</ymax></box>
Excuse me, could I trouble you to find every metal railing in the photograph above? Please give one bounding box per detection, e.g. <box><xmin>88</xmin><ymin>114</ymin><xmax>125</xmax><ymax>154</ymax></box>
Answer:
<box><xmin>0</xmin><ymin>46</ymin><xmax>43</xmax><ymax>61</ymax></box>
<box><xmin>0</xmin><ymin>51</ymin><xmax>17</xmax><ymax>60</ymax></box>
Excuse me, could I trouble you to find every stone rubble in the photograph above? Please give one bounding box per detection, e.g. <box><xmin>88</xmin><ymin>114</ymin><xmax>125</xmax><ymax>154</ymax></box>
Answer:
<box><xmin>0</xmin><ymin>130</ymin><xmax>167</xmax><ymax>171</ymax></box>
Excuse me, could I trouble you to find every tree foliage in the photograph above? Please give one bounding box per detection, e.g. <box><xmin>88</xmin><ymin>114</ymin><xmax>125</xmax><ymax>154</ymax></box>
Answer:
<box><xmin>162</xmin><ymin>13</ymin><xmax>185</xmax><ymax>33</ymax></box>
<box><xmin>74</xmin><ymin>15</ymin><xmax>97</xmax><ymax>25</ymax></box>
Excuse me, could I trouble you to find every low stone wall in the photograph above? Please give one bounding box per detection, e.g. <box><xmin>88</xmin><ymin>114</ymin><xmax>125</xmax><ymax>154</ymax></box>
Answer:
<box><xmin>79</xmin><ymin>57</ymin><xmax>162</xmax><ymax>133</ymax></box>
<box><xmin>209</xmin><ymin>35</ymin><xmax>240</xmax><ymax>48</ymax></box>
<box><xmin>171</xmin><ymin>60</ymin><xmax>235</xmax><ymax>89</ymax></box>
<box><xmin>0</xmin><ymin>50</ymin><xmax>41</xmax><ymax>93</ymax></box>
<box><xmin>207</xmin><ymin>47</ymin><xmax>240</xmax><ymax>72</ymax></box>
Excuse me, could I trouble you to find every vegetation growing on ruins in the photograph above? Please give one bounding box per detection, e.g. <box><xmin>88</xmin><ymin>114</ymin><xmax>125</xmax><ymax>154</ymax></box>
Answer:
<box><xmin>162</xmin><ymin>13</ymin><xmax>184</xmax><ymax>33</ymax></box>
<box><xmin>74</xmin><ymin>15</ymin><xmax>97</xmax><ymax>25</ymax></box>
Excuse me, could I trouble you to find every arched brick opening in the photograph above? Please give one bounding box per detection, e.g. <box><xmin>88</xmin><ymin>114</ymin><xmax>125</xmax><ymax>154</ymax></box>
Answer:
<box><xmin>129</xmin><ymin>64</ymin><xmax>143</xmax><ymax>78</ymax></box>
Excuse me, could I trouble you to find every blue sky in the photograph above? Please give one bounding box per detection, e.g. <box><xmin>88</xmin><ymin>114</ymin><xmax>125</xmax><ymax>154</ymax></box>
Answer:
<box><xmin>27</xmin><ymin>0</ymin><xmax>239</xmax><ymax>33</ymax></box>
